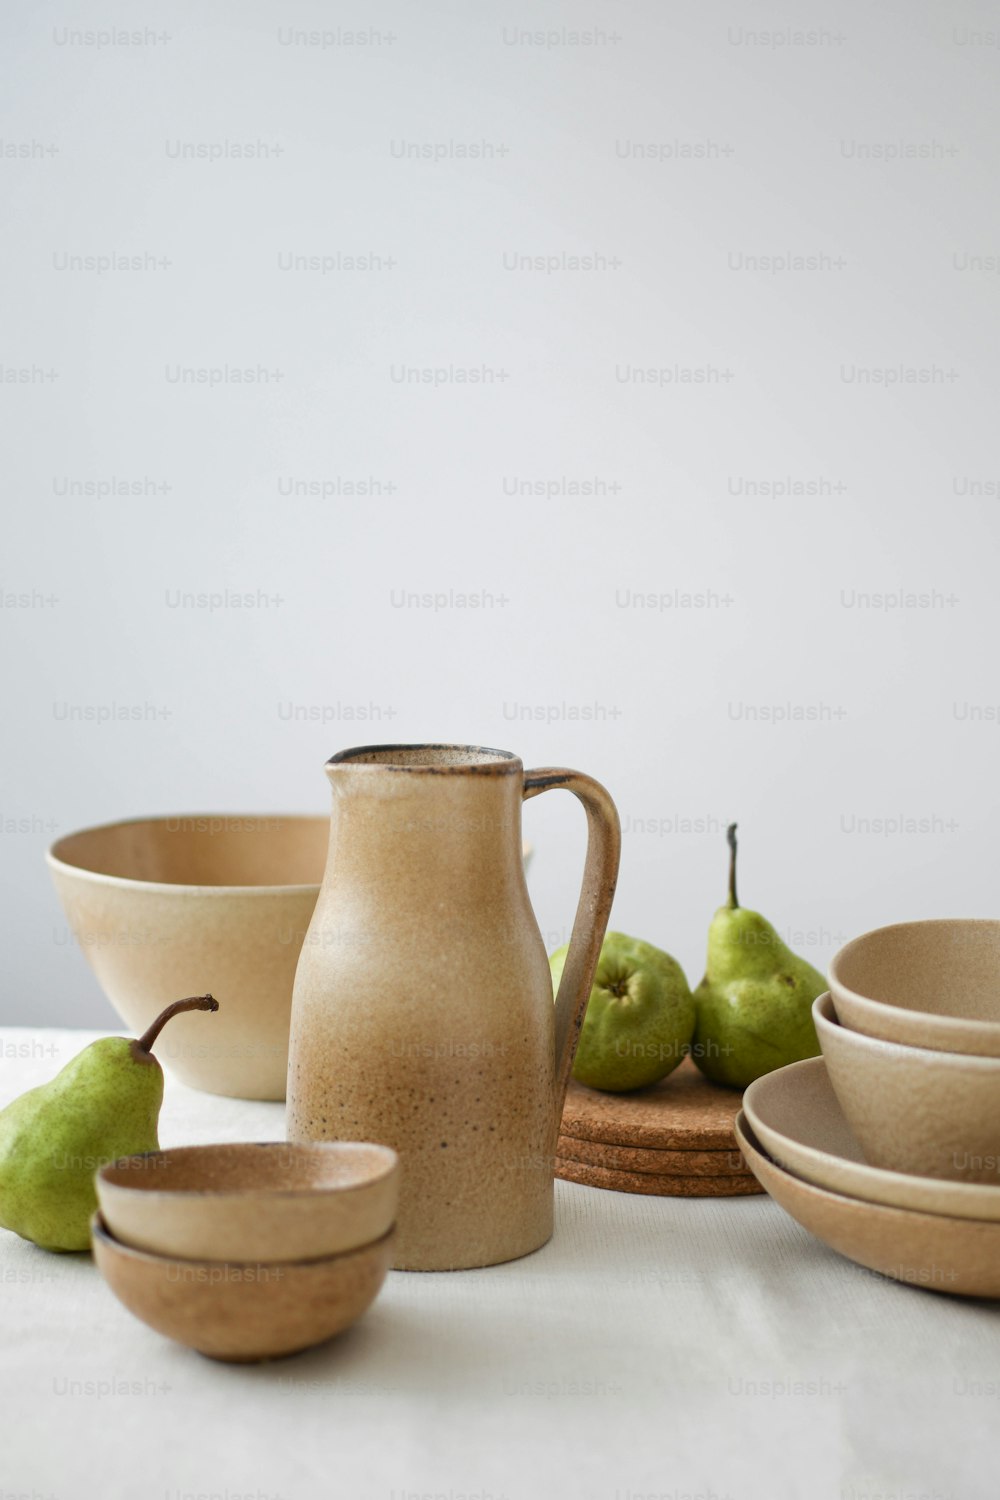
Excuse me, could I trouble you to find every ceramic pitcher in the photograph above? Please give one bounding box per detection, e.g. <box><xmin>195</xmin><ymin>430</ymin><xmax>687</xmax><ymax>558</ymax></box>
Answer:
<box><xmin>286</xmin><ymin>743</ymin><xmax>620</xmax><ymax>1270</ymax></box>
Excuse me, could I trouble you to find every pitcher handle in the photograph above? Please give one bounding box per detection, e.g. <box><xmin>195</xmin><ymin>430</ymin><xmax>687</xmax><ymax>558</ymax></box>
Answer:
<box><xmin>523</xmin><ymin>769</ymin><xmax>621</xmax><ymax>1131</ymax></box>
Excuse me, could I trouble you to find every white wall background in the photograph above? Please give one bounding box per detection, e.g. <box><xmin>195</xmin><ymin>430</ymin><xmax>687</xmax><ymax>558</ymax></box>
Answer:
<box><xmin>3</xmin><ymin>0</ymin><xmax>999</xmax><ymax>1028</ymax></box>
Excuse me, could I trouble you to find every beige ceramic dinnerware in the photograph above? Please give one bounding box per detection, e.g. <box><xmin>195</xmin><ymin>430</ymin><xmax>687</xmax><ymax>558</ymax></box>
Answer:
<box><xmin>743</xmin><ymin>1057</ymin><xmax>1000</xmax><ymax>1222</ymax></box>
<box><xmin>48</xmin><ymin>814</ymin><xmax>533</xmax><ymax>1102</ymax></box>
<box><xmin>814</xmin><ymin>992</ymin><xmax>1000</xmax><ymax>1183</ymax></box>
<box><xmin>829</xmin><ymin>918</ymin><xmax>1000</xmax><ymax>1057</ymax></box>
<box><xmin>96</xmin><ymin>1142</ymin><xmax>400</xmax><ymax>1261</ymax></box>
<box><xmin>735</xmin><ymin>1113</ymin><xmax>1000</xmax><ymax>1299</ymax></box>
<box><xmin>48</xmin><ymin>814</ymin><xmax>330</xmax><ymax>1099</ymax></box>
<box><xmin>287</xmin><ymin>743</ymin><xmax>621</xmax><ymax>1272</ymax></box>
<box><xmin>92</xmin><ymin>1214</ymin><xmax>394</xmax><ymax>1362</ymax></box>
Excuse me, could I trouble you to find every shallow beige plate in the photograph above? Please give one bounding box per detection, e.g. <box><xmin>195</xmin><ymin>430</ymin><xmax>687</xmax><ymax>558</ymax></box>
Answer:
<box><xmin>97</xmin><ymin>1141</ymin><xmax>399</xmax><ymax>1262</ymax></box>
<box><xmin>735</xmin><ymin>1114</ymin><xmax>1000</xmax><ymax>1299</ymax></box>
<box><xmin>814</xmin><ymin>992</ymin><xmax>1000</xmax><ymax>1182</ymax></box>
<box><xmin>91</xmin><ymin>1214</ymin><xmax>394</xmax><ymax>1362</ymax></box>
<box><xmin>744</xmin><ymin>1058</ymin><xmax>1000</xmax><ymax>1222</ymax></box>
<box><xmin>830</xmin><ymin>918</ymin><xmax>1000</xmax><ymax>1057</ymax></box>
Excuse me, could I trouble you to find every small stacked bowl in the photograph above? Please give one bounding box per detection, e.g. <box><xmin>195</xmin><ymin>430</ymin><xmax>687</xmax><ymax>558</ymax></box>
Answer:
<box><xmin>92</xmin><ymin>1141</ymin><xmax>399</xmax><ymax>1361</ymax></box>
<box><xmin>736</xmin><ymin>920</ymin><xmax>1000</xmax><ymax>1297</ymax></box>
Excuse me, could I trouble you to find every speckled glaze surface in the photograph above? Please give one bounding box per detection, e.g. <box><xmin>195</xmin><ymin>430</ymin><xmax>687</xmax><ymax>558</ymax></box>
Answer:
<box><xmin>47</xmin><ymin>815</ymin><xmax>329</xmax><ymax>1099</ymax></box>
<box><xmin>97</xmin><ymin>1141</ymin><xmax>399</xmax><ymax>1262</ymax></box>
<box><xmin>815</xmin><ymin>992</ymin><xmax>1000</xmax><ymax>1183</ymax></box>
<box><xmin>736</xmin><ymin>1114</ymin><xmax>1000</xmax><ymax>1299</ymax></box>
<box><xmin>829</xmin><ymin>918</ymin><xmax>1000</xmax><ymax>1056</ymax></box>
<box><xmin>744</xmin><ymin>1057</ymin><xmax>1000</xmax><ymax>1222</ymax></box>
<box><xmin>91</xmin><ymin>1214</ymin><xmax>394</xmax><ymax>1362</ymax></box>
<box><xmin>286</xmin><ymin>744</ymin><xmax>620</xmax><ymax>1271</ymax></box>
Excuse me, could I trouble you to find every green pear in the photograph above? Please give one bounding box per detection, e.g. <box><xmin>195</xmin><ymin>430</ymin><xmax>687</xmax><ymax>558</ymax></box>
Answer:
<box><xmin>692</xmin><ymin>826</ymin><xmax>824</xmax><ymax>1088</ymax></box>
<box><xmin>551</xmin><ymin>931</ymin><xmax>695</xmax><ymax>1093</ymax></box>
<box><xmin>0</xmin><ymin>995</ymin><xmax>218</xmax><ymax>1251</ymax></box>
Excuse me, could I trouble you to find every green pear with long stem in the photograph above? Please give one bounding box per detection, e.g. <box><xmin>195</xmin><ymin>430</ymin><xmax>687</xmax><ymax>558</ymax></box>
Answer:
<box><xmin>0</xmin><ymin>995</ymin><xmax>218</xmax><ymax>1251</ymax></box>
<box><xmin>692</xmin><ymin>826</ymin><xmax>823</xmax><ymax>1088</ymax></box>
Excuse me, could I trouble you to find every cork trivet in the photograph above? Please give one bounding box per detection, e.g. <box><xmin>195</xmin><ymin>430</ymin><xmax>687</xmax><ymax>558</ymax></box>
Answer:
<box><xmin>559</xmin><ymin>1057</ymin><xmax>744</xmax><ymax>1152</ymax></box>
<box><xmin>556</xmin><ymin>1156</ymin><xmax>764</xmax><ymax>1197</ymax></box>
<box><xmin>557</xmin><ymin>1132</ymin><xmax>749</xmax><ymax>1178</ymax></box>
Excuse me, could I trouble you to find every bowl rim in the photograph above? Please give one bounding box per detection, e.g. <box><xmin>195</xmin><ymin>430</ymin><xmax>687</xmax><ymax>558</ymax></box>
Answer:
<box><xmin>736</xmin><ymin>1110</ymin><xmax>879</xmax><ymax>1215</ymax></box>
<box><xmin>813</xmin><ymin>990</ymin><xmax>1000</xmax><ymax>1070</ymax></box>
<box><xmin>743</xmin><ymin>1056</ymin><xmax>1000</xmax><ymax>1214</ymax></box>
<box><xmin>97</xmin><ymin>1141</ymin><xmax>400</xmax><ymax>1201</ymax></box>
<box><xmin>829</xmin><ymin>918</ymin><xmax>1000</xmax><ymax>1040</ymax></box>
<box><xmin>47</xmin><ymin>811</ymin><xmax>328</xmax><ymax>896</ymax></box>
<box><xmin>733</xmin><ymin>1110</ymin><xmax>1000</xmax><ymax>1233</ymax></box>
<box><xmin>90</xmin><ymin>1211</ymin><xmax>395</xmax><ymax>1269</ymax></box>
<box><xmin>48</xmin><ymin>811</ymin><xmax>533</xmax><ymax>895</ymax></box>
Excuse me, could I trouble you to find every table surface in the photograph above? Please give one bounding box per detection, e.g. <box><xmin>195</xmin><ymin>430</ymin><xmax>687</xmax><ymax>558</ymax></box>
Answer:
<box><xmin>1</xmin><ymin>1028</ymin><xmax>997</xmax><ymax>1500</ymax></box>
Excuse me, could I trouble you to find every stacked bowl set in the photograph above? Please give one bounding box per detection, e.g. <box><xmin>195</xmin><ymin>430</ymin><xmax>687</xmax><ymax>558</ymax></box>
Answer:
<box><xmin>740</xmin><ymin>920</ymin><xmax>1000</xmax><ymax>1296</ymax></box>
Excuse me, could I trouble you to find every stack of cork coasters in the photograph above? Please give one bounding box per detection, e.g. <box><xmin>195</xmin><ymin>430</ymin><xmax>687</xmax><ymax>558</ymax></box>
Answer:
<box><xmin>557</xmin><ymin>1057</ymin><xmax>763</xmax><ymax>1197</ymax></box>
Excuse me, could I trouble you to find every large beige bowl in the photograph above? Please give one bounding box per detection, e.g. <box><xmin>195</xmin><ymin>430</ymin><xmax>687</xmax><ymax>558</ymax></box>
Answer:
<box><xmin>91</xmin><ymin>1214</ymin><xmax>394</xmax><ymax>1362</ymax></box>
<box><xmin>814</xmin><ymin>992</ymin><xmax>1000</xmax><ymax>1183</ymax></box>
<box><xmin>736</xmin><ymin>1114</ymin><xmax>1000</xmax><ymax>1299</ymax></box>
<box><xmin>49</xmin><ymin>814</ymin><xmax>532</xmax><ymax>1100</ymax></box>
<box><xmin>830</xmin><ymin>918</ymin><xmax>1000</xmax><ymax>1056</ymax></box>
<box><xmin>744</xmin><ymin>1057</ymin><xmax>1000</xmax><ymax>1221</ymax></box>
<box><xmin>47</xmin><ymin>814</ymin><xmax>329</xmax><ymax>1099</ymax></box>
<box><xmin>97</xmin><ymin>1142</ymin><xmax>400</xmax><ymax>1262</ymax></box>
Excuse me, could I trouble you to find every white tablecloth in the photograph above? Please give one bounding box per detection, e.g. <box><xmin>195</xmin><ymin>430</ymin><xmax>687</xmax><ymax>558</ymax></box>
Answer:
<box><xmin>1</xmin><ymin>1028</ymin><xmax>997</xmax><ymax>1500</ymax></box>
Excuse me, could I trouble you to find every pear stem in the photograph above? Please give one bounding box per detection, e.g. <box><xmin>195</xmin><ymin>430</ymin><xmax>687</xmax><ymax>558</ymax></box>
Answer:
<box><xmin>727</xmin><ymin>823</ymin><xmax>739</xmax><ymax>909</ymax></box>
<box><xmin>136</xmin><ymin>995</ymin><xmax>218</xmax><ymax>1056</ymax></box>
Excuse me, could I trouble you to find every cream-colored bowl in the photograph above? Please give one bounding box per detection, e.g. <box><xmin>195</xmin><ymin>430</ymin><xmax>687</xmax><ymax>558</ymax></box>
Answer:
<box><xmin>735</xmin><ymin>1114</ymin><xmax>1000</xmax><ymax>1299</ymax></box>
<box><xmin>97</xmin><ymin>1142</ymin><xmax>399</xmax><ymax>1262</ymax></box>
<box><xmin>814</xmin><ymin>992</ymin><xmax>1000</xmax><ymax>1183</ymax></box>
<box><xmin>47</xmin><ymin>814</ymin><xmax>329</xmax><ymax>1099</ymax></box>
<box><xmin>830</xmin><ymin>918</ymin><xmax>1000</xmax><ymax>1057</ymax></box>
<box><xmin>744</xmin><ymin>1057</ymin><xmax>1000</xmax><ymax>1221</ymax></box>
<box><xmin>49</xmin><ymin>813</ymin><xmax>532</xmax><ymax>1100</ymax></box>
<box><xmin>91</xmin><ymin>1214</ymin><xmax>394</xmax><ymax>1363</ymax></box>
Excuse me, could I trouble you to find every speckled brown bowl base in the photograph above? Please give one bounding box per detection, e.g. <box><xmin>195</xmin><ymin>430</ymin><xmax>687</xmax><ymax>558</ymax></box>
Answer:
<box><xmin>555</xmin><ymin>1157</ymin><xmax>764</xmax><ymax>1197</ymax></box>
